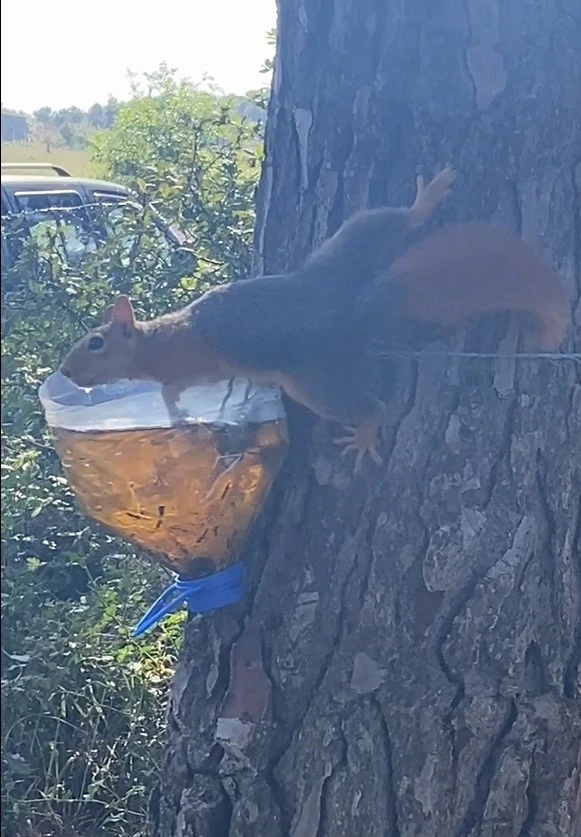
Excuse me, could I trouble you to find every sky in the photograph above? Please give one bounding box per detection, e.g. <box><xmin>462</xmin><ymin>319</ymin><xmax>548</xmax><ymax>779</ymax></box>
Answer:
<box><xmin>1</xmin><ymin>0</ymin><xmax>276</xmax><ymax>113</ymax></box>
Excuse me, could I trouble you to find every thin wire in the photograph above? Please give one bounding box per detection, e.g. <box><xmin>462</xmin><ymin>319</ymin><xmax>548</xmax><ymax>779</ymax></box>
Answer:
<box><xmin>377</xmin><ymin>349</ymin><xmax>581</xmax><ymax>363</ymax></box>
<box><xmin>2</xmin><ymin>200</ymin><xmax>144</xmax><ymax>220</ymax></box>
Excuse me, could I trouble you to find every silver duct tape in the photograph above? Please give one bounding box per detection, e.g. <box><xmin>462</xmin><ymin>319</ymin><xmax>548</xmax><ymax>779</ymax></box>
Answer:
<box><xmin>39</xmin><ymin>372</ymin><xmax>286</xmax><ymax>432</ymax></box>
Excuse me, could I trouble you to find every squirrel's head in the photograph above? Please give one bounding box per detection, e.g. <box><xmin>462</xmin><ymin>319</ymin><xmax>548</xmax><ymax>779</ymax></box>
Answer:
<box><xmin>60</xmin><ymin>296</ymin><xmax>144</xmax><ymax>388</ymax></box>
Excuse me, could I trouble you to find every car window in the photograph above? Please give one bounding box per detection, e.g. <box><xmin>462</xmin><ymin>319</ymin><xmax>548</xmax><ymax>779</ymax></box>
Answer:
<box><xmin>13</xmin><ymin>190</ymin><xmax>98</xmax><ymax>266</ymax></box>
<box><xmin>2</xmin><ymin>185</ymin><xmax>188</xmax><ymax>278</ymax></box>
<box><xmin>14</xmin><ymin>190</ymin><xmax>83</xmax><ymax>213</ymax></box>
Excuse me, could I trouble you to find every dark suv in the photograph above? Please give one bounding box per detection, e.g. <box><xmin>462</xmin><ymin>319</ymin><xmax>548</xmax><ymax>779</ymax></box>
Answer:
<box><xmin>1</xmin><ymin>162</ymin><xmax>194</xmax><ymax>272</ymax></box>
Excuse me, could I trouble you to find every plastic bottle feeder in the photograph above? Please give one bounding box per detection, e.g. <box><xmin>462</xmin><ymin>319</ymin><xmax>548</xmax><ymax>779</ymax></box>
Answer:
<box><xmin>39</xmin><ymin>372</ymin><xmax>288</xmax><ymax>635</ymax></box>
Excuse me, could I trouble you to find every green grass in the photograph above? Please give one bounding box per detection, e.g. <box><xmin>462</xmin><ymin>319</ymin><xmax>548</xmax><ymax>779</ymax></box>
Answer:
<box><xmin>1</xmin><ymin>142</ymin><xmax>103</xmax><ymax>178</ymax></box>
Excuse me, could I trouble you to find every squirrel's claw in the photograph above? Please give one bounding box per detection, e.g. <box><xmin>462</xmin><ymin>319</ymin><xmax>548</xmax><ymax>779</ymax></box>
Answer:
<box><xmin>409</xmin><ymin>165</ymin><xmax>456</xmax><ymax>224</ymax></box>
<box><xmin>333</xmin><ymin>408</ymin><xmax>385</xmax><ymax>473</ymax></box>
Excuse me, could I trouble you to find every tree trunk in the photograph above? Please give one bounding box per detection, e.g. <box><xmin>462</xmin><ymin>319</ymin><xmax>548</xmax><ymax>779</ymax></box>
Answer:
<box><xmin>152</xmin><ymin>1</ymin><xmax>581</xmax><ymax>835</ymax></box>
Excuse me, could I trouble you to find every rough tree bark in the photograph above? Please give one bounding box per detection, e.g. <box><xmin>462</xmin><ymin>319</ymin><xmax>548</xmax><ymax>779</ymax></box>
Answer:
<box><xmin>152</xmin><ymin>1</ymin><xmax>581</xmax><ymax>835</ymax></box>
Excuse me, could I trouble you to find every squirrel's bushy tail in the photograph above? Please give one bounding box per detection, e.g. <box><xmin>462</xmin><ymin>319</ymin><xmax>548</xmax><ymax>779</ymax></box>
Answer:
<box><xmin>364</xmin><ymin>221</ymin><xmax>570</xmax><ymax>350</ymax></box>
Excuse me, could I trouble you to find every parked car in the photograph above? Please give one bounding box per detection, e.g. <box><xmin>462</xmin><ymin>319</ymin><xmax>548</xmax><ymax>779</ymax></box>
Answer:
<box><xmin>1</xmin><ymin>162</ymin><xmax>195</xmax><ymax>274</ymax></box>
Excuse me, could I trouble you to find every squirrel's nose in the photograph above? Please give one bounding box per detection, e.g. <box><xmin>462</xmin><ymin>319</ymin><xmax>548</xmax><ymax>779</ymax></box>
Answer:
<box><xmin>60</xmin><ymin>367</ymin><xmax>72</xmax><ymax>379</ymax></box>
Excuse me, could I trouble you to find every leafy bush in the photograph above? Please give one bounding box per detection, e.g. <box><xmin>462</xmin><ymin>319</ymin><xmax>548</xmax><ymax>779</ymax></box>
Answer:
<box><xmin>91</xmin><ymin>65</ymin><xmax>263</xmax><ymax>297</ymax></box>
<box><xmin>1</xmin><ymin>69</ymin><xmax>262</xmax><ymax>836</ymax></box>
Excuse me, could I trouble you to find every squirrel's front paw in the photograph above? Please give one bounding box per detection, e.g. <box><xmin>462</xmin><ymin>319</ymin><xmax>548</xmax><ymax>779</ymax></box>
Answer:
<box><xmin>162</xmin><ymin>384</ymin><xmax>188</xmax><ymax>427</ymax></box>
<box><xmin>333</xmin><ymin>407</ymin><xmax>385</xmax><ymax>473</ymax></box>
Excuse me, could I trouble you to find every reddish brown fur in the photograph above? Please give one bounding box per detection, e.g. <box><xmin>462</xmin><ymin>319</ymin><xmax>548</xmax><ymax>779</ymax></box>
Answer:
<box><xmin>61</xmin><ymin>308</ymin><xmax>240</xmax><ymax>390</ymax></box>
<box><xmin>134</xmin><ymin>314</ymin><xmax>238</xmax><ymax>385</ymax></box>
<box><xmin>390</xmin><ymin>221</ymin><xmax>569</xmax><ymax>349</ymax></box>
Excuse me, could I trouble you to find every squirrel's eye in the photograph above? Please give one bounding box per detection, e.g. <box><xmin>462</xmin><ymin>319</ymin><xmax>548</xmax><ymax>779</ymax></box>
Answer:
<box><xmin>88</xmin><ymin>335</ymin><xmax>105</xmax><ymax>352</ymax></box>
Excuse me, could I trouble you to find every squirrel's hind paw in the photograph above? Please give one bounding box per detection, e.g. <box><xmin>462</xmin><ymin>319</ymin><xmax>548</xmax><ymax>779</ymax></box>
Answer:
<box><xmin>333</xmin><ymin>407</ymin><xmax>385</xmax><ymax>473</ymax></box>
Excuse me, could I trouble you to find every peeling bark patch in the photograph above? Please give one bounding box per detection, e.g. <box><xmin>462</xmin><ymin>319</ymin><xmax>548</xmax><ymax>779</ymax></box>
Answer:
<box><xmin>216</xmin><ymin>625</ymin><xmax>271</xmax><ymax>756</ymax></box>
<box><xmin>289</xmin><ymin>592</ymin><xmax>319</xmax><ymax>642</ymax></box>
<box><xmin>465</xmin><ymin>44</ymin><xmax>507</xmax><ymax>111</ymax></box>
<box><xmin>414</xmin><ymin>753</ymin><xmax>437</xmax><ymax>817</ymax></box>
<box><xmin>350</xmin><ymin>651</ymin><xmax>387</xmax><ymax>694</ymax></box>
<box><xmin>485</xmin><ymin>515</ymin><xmax>535</xmax><ymax>580</ymax></box>
<box><xmin>216</xmin><ymin>717</ymin><xmax>254</xmax><ymax>758</ymax></box>
<box><xmin>293</xmin><ymin>107</ymin><xmax>313</xmax><ymax>194</ymax></box>
<box><xmin>463</xmin><ymin>0</ymin><xmax>507</xmax><ymax>111</ymax></box>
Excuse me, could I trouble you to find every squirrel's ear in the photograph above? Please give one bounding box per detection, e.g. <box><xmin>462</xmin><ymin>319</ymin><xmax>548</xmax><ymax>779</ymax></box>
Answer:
<box><xmin>112</xmin><ymin>295</ymin><xmax>136</xmax><ymax>328</ymax></box>
<box><xmin>102</xmin><ymin>304</ymin><xmax>115</xmax><ymax>324</ymax></box>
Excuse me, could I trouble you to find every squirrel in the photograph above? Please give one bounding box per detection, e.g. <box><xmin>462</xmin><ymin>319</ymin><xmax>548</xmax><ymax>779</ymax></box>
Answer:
<box><xmin>60</xmin><ymin>166</ymin><xmax>570</xmax><ymax>471</ymax></box>
<box><xmin>59</xmin><ymin>167</ymin><xmax>456</xmax><ymax>464</ymax></box>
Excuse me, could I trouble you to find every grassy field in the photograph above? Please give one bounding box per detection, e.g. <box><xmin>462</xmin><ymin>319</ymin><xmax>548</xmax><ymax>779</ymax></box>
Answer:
<box><xmin>1</xmin><ymin>141</ymin><xmax>101</xmax><ymax>177</ymax></box>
